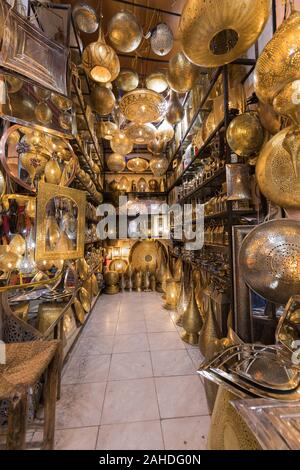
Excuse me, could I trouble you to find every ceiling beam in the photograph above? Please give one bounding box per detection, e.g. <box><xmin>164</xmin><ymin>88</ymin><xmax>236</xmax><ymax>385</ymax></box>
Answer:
<box><xmin>112</xmin><ymin>0</ymin><xmax>181</xmax><ymax>17</ymax></box>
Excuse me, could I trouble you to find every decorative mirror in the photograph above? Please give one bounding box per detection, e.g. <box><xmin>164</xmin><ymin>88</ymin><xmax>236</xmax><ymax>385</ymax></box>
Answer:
<box><xmin>35</xmin><ymin>182</ymin><xmax>86</xmax><ymax>261</ymax></box>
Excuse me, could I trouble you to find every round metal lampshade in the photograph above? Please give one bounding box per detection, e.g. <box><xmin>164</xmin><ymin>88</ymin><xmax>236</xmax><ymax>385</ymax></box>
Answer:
<box><xmin>254</xmin><ymin>11</ymin><xmax>300</xmax><ymax>106</ymax></box>
<box><xmin>226</xmin><ymin>112</ymin><xmax>264</xmax><ymax>157</ymax></box>
<box><xmin>180</xmin><ymin>0</ymin><xmax>271</xmax><ymax>68</ymax></box>
<box><xmin>256</xmin><ymin>126</ymin><xmax>300</xmax><ymax>210</ymax></box>
<box><xmin>115</xmin><ymin>68</ymin><xmax>139</xmax><ymax>92</ymax></box>
<box><xmin>72</xmin><ymin>3</ymin><xmax>99</xmax><ymax>34</ymax></box>
<box><xmin>158</xmin><ymin>119</ymin><xmax>174</xmax><ymax>143</ymax></box>
<box><xmin>91</xmin><ymin>85</ymin><xmax>116</xmax><ymax>116</ymax></box>
<box><xmin>108</xmin><ymin>11</ymin><xmax>142</xmax><ymax>53</ymax></box>
<box><xmin>147</xmin><ymin>136</ymin><xmax>166</xmax><ymax>155</ymax></box>
<box><xmin>106</xmin><ymin>153</ymin><xmax>126</xmax><ymax>173</ymax></box>
<box><xmin>110</xmin><ymin>131</ymin><xmax>133</xmax><ymax>155</ymax></box>
<box><xmin>167</xmin><ymin>52</ymin><xmax>200</xmax><ymax>93</ymax></box>
<box><xmin>145</xmin><ymin>72</ymin><xmax>169</xmax><ymax>94</ymax></box>
<box><xmin>151</xmin><ymin>23</ymin><xmax>174</xmax><ymax>57</ymax></box>
<box><xmin>98</xmin><ymin>121</ymin><xmax>118</xmax><ymax>140</ymax></box>
<box><xmin>127</xmin><ymin>157</ymin><xmax>149</xmax><ymax>173</ymax></box>
<box><xmin>150</xmin><ymin>156</ymin><xmax>168</xmax><ymax>176</ymax></box>
<box><xmin>125</xmin><ymin>123</ymin><xmax>156</xmax><ymax>144</ymax></box>
<box><xmin>239</xmin><ymin>219</ymin><xmax>300</xmax><ymax>305</ymax></box>
<box><xmin>82</xmin><ymin>31</ymin><xmax>120</xmax><ymax>84</ymax></box>
<box><xmin>119</xmin><ymin>89</ymin><xmax>166</xmax><ymax>124</ymax></box>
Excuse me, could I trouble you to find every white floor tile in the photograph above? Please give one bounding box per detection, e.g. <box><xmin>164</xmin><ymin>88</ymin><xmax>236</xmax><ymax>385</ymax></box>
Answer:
<box><xmin>113</xmin><ymin>333</ymin><xmax>149</xmax><ymax>353</ymax></box>
<box><xmin>63</xmin><ymin>354</ymin><xmax>111</xmax><ymax>384</ymax></box>
<box><xmin>151</xmin><ymin>350</ymin><xmax>196</xmax><ymax>377</ymax></box>
<box><xmin>116</xmin><ymin>320</ymin><xmax>147</xmax><ymax>335</ymax></box>
<box><xmin>148</xmin><ymin>332</ymin><xmax>185</xmax><ymax>351</ymax></box>
<box><xmin>109</xmin><ymin>352</ymin><xmax>153</xmax><ymax>380</ymax></box>
<box><xmin>74</xmin><ymin>336</ymin><xmax>114</xmax><ymax>356</ymax></box>
<box><xmin>162</xmin><ymin>416</ymin><xmax>210</xmax><ymax>450</ymax></box>
<box><xmin>97</xmin><ymin>421</ymin><xmax>164</xmax><ymax>450</ymax></box>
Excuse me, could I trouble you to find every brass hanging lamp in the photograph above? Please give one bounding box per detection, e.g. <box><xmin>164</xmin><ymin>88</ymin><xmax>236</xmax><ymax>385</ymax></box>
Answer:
<box><xmin>91</xmin><ymin>84</ymin><xmax>116</xmax><ymax>116</ymax></box>
<box><xmin>115</xmin><ymin>68</ymin><xmax>139</xmax><ymax>92</ymax></box>
<box><xmin>98</xmin><ymin>121</ymin><xmax>118</xmax><ymax>140</ymax></box>
<box><xmin>149</xmin><ymin>156</ymin><xmax>168</xmax><ymax>177</ymax></box>
<box><xmin>82</xmin><ymin>27</ymin><xmax>120</xmax><ymax>84</ymax></box>
<box><xmin>180</xmin><ymin>0</ymin><xmax>271</xmax><ymax>68</ymax></box>
<box><xmin>166</xmin><ymin>90</ymin><xmax>184</xmax><ymax>125</ymax></box>
<box><xmin>150</xmin><ymin>23</ymin><xmax>174</xmax><ymax>57</ymax></box>
<box><xmin>125</xmin><ymin>123</ymin><xmax>156</xmax><ymax>145</ymax></box>
<box><xmin>145</xmin><ymin>72</ymin><xmax>169</xmax><ymax>94</ymax></box>
<box><xmin>147</xmin><ymin>136</ymin><xmax>166</xmax><ymax>155</ymax></box>
<box><xmin>108</xmin><ymin>11</ymin><xmax>143</xmax><ymax>53</ymax></box>
<box><xmin>110</xmin><ymin>131</ymin><xmax>133</xmax><ymax>155</ymax></box>
<box><xmin>166</xmin><ymin>51</ymin><xmax>200</xmax><ymax>93</ymax></box>
<box><xmin>106</xmin><ymin>153</ymin><xmax>126</xmax><ymax>173</ymax></box>
<box><xmin>226</xmin><ymin>112</ymin><xmax>264</xmax><ymax>158</ymax></box>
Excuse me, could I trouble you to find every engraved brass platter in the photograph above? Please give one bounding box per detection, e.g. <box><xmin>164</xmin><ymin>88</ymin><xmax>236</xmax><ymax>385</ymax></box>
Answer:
<box><xmin>239</xmin><ymin>219</ymin><xmax>300</xmax><ymax>304</ymax></box>
<box><xmin>256</xmin><ymin>127</ymin><xmax>300</xmax><ymax>209</ymax></box>
<box><xmin>129</xmin><ymin>240</ymin><xmax>165</xmax><ymax>274</ymax></box>
<box><xmin>79</xmin><ymin>287</ymin><xmax>91</xmax><ymax>312</ymax></box>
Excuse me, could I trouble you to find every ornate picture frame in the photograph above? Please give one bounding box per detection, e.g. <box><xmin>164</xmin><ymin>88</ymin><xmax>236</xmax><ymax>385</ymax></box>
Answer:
<box><xmin>35</xmin><ymin>182</ymin><xmax>86</xmax><ymax>261</ymax></box>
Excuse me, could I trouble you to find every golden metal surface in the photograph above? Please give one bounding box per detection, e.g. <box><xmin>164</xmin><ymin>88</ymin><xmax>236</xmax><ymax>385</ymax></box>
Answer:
<box><xmin>125</xmin><ymin>123</ymin><xmax>156</xmax><ymax>145</ymax></box>
<box><xmin>82</xmin><ymin>30</ymin><xmax>120</xmax><ymax>83</ymax></box>
<box><xmin>129</xmin><ymin>240</ymin><xmax>162</xmax><ymax>274</ymax></box>
<box><xmin>166</xmin><ymin>51</ymin><xmax>200</xmax><ymax>93</ymax></box>
<box><xmin>91</xmin><ymin>274</ymin><xmax>100</xmax><ymax>296</ymax></box>
<box><xmin>91</xmin><ymin>85</ymin><xmax>116</xmax><ymax>116</ymax></box>
<box><xmin>115</xmin><ymin>68</ymin><xmax>139</xmax><ymax>92</ymax></box>
<box><xmin>108</xmin><ymin>11</ymin><xmax>142</xmax><ymax>53</ymax></box>
<box><xmin>79</xmin><ymin>287</ymin><xmax>91</xmax><ymax>312</ymax></box>
<box><xmin>226</xmin><ymin>164</ymin><xmax>251</xmax><ymax>201</ymax></box>
<box><xmin>37</xmin><ymin>302</ymin><xmax>64</xmax><ymax>334</ymax></box>
<box><xmin>148</xmin><ymin>179</ymin><xmax>159</xmax><ymax>191</ymax></box>
<box><xmin>255</xmin><ymin>11</ymin><xmax>300</xmax><ymax>105</ymax></box>
<box><xmin>127</xmin><ymin>157</ymin><xmax>149</xmax><ymax>173</ymax></box>
<box><xmin>157</xmin><ymin>119</ymin><xmax>174</xmax><ymax>143</ymax></box>
<box><xmin>149</xmin><ymin>156</ymin><xmax>168</xmax><ymax>177</ymax></box>
<box><xmin>104</xmin><ymin>270</ymin><xmax>119</xmax><ymax>286</ymax></box>
<box><xmin>110</xmin><ymin>259</ymin><xmax>128</xmax><ymax>274</ymax></box>
<box><xmin>110</xmin><ymin>132</ymin><xmax>133</xmax><ymax>155</ymax></box>
<box><xmin>164</xmin><ymin>278</ymin><xmax>180</xmax><ymax>310</ymax></box>
<box><xmin>239</xmin><ymin>219</ymin><xmax>300</xmax><ymax>304</ymax></box>
<box><xmin>35</xmin><ymin>182</ymin><xmax>86</xmax><ymax>261</ymax></box>
<box><xmin>8</xmin><ymin>234</ymin><xmax>26</xmax><ymax>256</ymax></box>
<box><xmin>273</xmin><ymin>81</ymin><xmax>300</xmax><ymax>125</ymax></box>
<box><xmin>147</xmin><ymin>136</ymin><xmax>166</xmax><ymax>155</ymax></box>
<box><xmin>73</xmin><ymin>297</ymin><xmax>85</xmax><ymax>324</ymax></box>
<box><xmin>180</xmin><ymin>0</ymin><xmax>271</xmax><ymax>68</ymax></box>
<box><xmin>119</xmin><ymin>89</ymin><xmax>166</xmax><ymax>124</ymax></box>
<box><xmin>181</xmin><ymin>282</ymin><xmax>203</xmax><ymax>345</ymax></box>
<box><xmin>98</xmin><ymin>121</ymin><xmax>118</xmax><ymax>141</ymax></box>
<box><xmin>256</xmin><ymin>126</ymin><xmax>300</xmax><ymax>209</ymax></box>
<box><xmin>106</xmin><ymin>153</ymin><xmax>126</xmax><ymax>173</ymax></box>
<box><xmin>72</xmin><ymin>3</ymin><xmax>98</xmax><ymax>34</ymax></box>
<box><xmin>166</xmin><ymin>90</ymin><xmax>184</xmax><ymax>125</ymax></box>
<box><xmin>44</xmin><ymin>158</ymin><xmax>62</xmax><ymax>185</ymax></box>
<box><xmin>226</xmin><ymin>112</ymin><xmax>264</xmax><ymax>157</ymax></box>
<box><xmin>145</xmin><ymin>72</ymin><xmax>169</xmax><ymax>94</ymax></box>
<box><xmin>199</xmin><ymin>296</ymin><xmax>221</xmax><ymax>356</ymax></box>
<box><xmin>257</xmin><ymin>101</ymin><xmax>281</xmax><ymax>135</ymax></box>
<box><xmin>136</xmin><ymin>177</ymin><xmax>147</xmax><ymax>192</ymax></box>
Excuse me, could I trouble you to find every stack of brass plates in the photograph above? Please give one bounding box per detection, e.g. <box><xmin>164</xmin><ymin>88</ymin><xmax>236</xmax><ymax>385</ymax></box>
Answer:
<box><xmin>199</xmin><ymin>344</ymin><xmax>300</xmax><ymax>401</ymax></box>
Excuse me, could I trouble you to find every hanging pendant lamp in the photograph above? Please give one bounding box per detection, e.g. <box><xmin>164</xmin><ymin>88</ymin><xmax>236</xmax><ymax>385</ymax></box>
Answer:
<box><xmin>149</xmin><ymin>156</ymin><xmax>168</xmax><ymax>177</ymax></box>
<box><xmin>166</xmin><ymin>91</ymin><xmax>184</xmax><ymax>125</ymax></box>
<box><xmin>151</xmin><ymin>23</ymin><xmax>174</xmax><ymax>57</ymax></box>
<box><xmin>115</xmin><ymin>68</ymin><xmax>139</xmax><ymax>92</ymax></box>
<box><xmin>82</xmin><ymin>29</ymin><xmax>120</xmax><ymax>84</ymax></box>
<box><xmin>147</xmin><ymin>136</ymin><xmax>166</xmax><ymax>155</ymax></box>
<box><xmin>110</xmin><ymin>130</ymin><xmax>133</xmax><ymax>155</ymax></box>
<box><xmin>91</xmin><ymin>84</ymin><xmax>116</xmax><ymax>116</ymax></box>
<box><xmin>106</xmin><ymin>153</ymin><xmax>126</xmax><ymax>173</ymax></box>
<box><xmin>145</xmin><ymin>72</ymin><xmax>169</xmax><ymax>94</ymax></box>
<box><xmin>167</xmin><ymin>51</ymin><xmax>200</xmax><ymax>93</ymax></box>
<box><xmin>158</xmin><ymin>119</ymin><xmax>174</xmax><ymax>143</ymax></box>
<box><xmin>108</xmin><ymin>11</ymin><xmax>143</xmax><ymax>53</ymax></box>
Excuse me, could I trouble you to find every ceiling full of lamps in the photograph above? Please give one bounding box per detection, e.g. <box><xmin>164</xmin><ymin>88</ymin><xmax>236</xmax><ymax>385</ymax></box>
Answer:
<box><xmin>55</xmin><ymin>0</ymin><xmax>202</xmax><ymax>176</ymax></box>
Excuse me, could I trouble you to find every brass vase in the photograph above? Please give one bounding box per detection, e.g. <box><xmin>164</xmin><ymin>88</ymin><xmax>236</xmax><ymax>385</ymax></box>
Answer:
<box><xmin>181</xmin><ymin>282</ymin><xmax>203</xmax><ymax>345</ymax></box>
<box><xmin>143</xmin><ymin>268</ymin><xmax>151</xmax><ymax>292</ymax></box>
<box><xmin>133</xmin><ymin>270</ymin><xmax>142</xmax><ymax>292</ymax></box>
<box><xmin>199</xmin><ymin>297</ymin><xmax>222</xmax><ymax>357</ymax></box>
<box><xmin>175</xmin><ymin>263</ymin><xmax>190</xmax><ymax>326</ymax></box>
<box><xmin>164</xmin><ymin>278</ymin><xmax>180</xmax><ymax>311</ymax></box>
<box><xmin>150</xmin><ymin>273</ymin><xmax>156</xmax><ymax>291</ymax></box>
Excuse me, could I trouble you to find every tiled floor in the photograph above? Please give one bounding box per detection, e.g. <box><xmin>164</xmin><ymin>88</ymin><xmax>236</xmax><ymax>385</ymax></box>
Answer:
<box><xmin>45</xmin><ymin>292</ymin><xmax>210</xmax><ymax>450</ymax></box>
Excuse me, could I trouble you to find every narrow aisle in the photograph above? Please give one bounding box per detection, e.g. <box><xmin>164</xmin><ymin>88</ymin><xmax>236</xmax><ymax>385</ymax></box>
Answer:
<box><xmin>53</xmin><ymin>292</ymin><xmax>210</xmax><ymax>450</ymax></box>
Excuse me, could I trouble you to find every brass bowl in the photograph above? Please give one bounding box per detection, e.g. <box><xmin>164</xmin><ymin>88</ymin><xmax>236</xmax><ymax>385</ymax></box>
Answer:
<box><xmin>254</xmin><ymin>11</ymin><xmax>300</xmax><ymax>105</ymax></box>
<box><xmin>166</xmin><ymin>52</ymin><xmax>200</xmax><ymax>93</ymax></box>
<box><xmin>256</xmin><ymin>126</ymin><xmax>300</xmax><ymax>210</ymax></box>
<box><xmin>180</xmin><ymin>0</ymin><xmax>271</xmax><ymax>68</ymax></box>
<box><xmin>115</xmin><ymin>68</ymin><xmax>139</xmax><ymax>92</ymax></box>
<box><xmin>79</xmin><ymin>287</ymin><xmax>91</xmax><ymax>312</ymax></box>
<box><xmin>146</xmin><ymin>72</ymin><xmax>168</xmax><ymax>94</ymax></box>
<box><xmin>119</xmin><ymin>89</ymin><xmax>166</xmax><ymax>124</ymax></box>
<box><xmin>125</xmin><ymin>123</ymin><xmax>156</xmax><ymax>145</ymax></box>
<box><xmin>226</xmin><ymin>112</ymin><xmax>264</xmax><ymax>157</ymax></box>
<box><xmin>104</xmin><ymin>270</ymin><xmax>119</xmax><ymax>286</ymax></box>
<box><xmin>108</xmin><ymin>11</ymin><xmax>142</xmax><ymax>53</ymax></box>
<box><xmin>239</xmin><ymin>219</ymin><xmax>300</xmax><ymax>304</ymax></box>
<box><xmin>127</xmin><ymin>157</ymin><xmax>149</xmax><ymax>173</ymax></box>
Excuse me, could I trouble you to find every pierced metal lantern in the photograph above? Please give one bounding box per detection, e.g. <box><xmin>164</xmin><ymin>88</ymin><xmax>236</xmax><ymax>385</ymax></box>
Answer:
<box><xmin>226</xmin><ymin>112</ymin><xmax>264</xmax><ymax>157</ymax></box>
<box><xmin>82</xmin><ymin>30</ymin><xmax>120</xmax><ymax>84</ymax></box>
<box><xmin>127</xmin><ymin>157</ymin><xmax>149</xmax><ymax>173</ymax></box>
<box><xmin>98</xmin><ymin>121</ymin><xmax>118</xmax><ymax>140</ymax></box>
<box><xmin>110</xmin><ymin>131</ymin><xmax>133</xmax><ymax>155</ymax></box>
<box><xmin>91</xmin><ymin>85</ymin><xmax>116</xmax><ymax>116</ymax></box>
<box><xmin>158</xmin><ymin>119</ymin><xmax>174</xmax><ymax>143</ymax></box>
<box><xmin>125</xmin><ymin>123</ymin><xmax>156</xmax><ymax>144</ymax></box>
<box><xmin>108</xmin><ymin>11</ymin><xmax>143</xmax><ymax>53</ymax></box>
<box><xmin>115</xmin><ymin>68</ymin><xmax>139</xmax><ymax>92</ymax></box>
<box><xmin>151</xmin><ymin>23</ymin><xmax>174</xmax><ymax>57</ymax></box>
<box><xmin>106</xmin><ymin>153</ymin><xmax>126</xmax><ymax>173</ymax></box>
<box><xmin>147</xmin><ymin>136</ymin><xmax>166</xmax><ymax>155</ymax></box>
<box><xmin>150</xmin><ymin>156</ymin><xmax>168</xmax><ymax>177</ymax></box>
<box><xmin>166</xmin><ymin>90</ymin><xmax>184</xmax><ymax>125</ymax></box>
<box><xmin>167</xmin><ymin>51</ymin><xmax>200</xmax><ymax>93</ymax></box>
<box><xmin>226</xmin><ymin>164</ymin><xmax>251</xmax><ymax>201</ymax></box>
<box><xmin>119</xmin><ymin>89</ymin><xmax>166</xmax><ymax>124</ymax></box>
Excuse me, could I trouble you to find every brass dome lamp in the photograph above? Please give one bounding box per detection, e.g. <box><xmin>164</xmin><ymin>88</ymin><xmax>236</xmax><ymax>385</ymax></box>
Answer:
<box><xmin>108</xmin><ymin>11</ymin><xmax>143</xmax><ymax>53</ymax></box>
<box><xmin>110</xmin><ymin>130</ymin><xmax>133</xmax><ymax>155</ymax></box>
